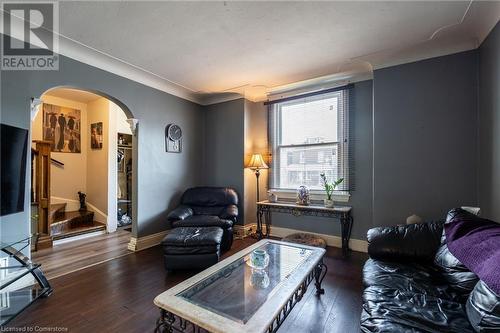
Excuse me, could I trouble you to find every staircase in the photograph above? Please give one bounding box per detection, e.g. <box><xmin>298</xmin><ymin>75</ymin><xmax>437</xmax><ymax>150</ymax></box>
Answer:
<box><xmin>32</xmin><ymin>141</ymin><xmax>106</xmax><ymax>249</ymax></box>
<box><xmin>48</xmin><ymin>203</ymin><xmax>106</xmax><ymax>242</ymax></box>
<box><xmin>49</xmin><ymin>203</ymin><xmax>66</xmax><ymax>223</ymax></box>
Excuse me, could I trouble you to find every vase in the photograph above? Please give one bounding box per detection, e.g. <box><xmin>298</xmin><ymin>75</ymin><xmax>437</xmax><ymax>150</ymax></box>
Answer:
<box><xmin>324</xmin><ymin>199</ymin><xmax>334</xmax><ymax>208</ymax></box>
<box><xmin>296</xmin><ymin>186</ymin><xmax>310</xmax><ymax>205</ymax></box>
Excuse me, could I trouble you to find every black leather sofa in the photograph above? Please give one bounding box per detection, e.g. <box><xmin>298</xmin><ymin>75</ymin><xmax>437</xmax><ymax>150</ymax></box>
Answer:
<box><xmin>361</xmin><ymin>209</ymin><xmax>500</xmax><ymax>333</ymax></box>
<box><xmin>167</xmin><ymin>187</ymin><xmax>238</xmax><ymax>251</ymax></box>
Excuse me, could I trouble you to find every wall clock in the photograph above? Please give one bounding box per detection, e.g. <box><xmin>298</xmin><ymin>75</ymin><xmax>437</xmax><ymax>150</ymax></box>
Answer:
<box><xmin>165</xmin><ymin>123</ymin><xmax>182</xmax><ymax>153</ymax></box>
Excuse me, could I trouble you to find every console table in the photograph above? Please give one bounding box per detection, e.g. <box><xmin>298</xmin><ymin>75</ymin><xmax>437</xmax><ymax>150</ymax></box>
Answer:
<box><xmin>256</xmin><ymin>201</ymin><xmax>353</xmax><ymax>254</ymax></box>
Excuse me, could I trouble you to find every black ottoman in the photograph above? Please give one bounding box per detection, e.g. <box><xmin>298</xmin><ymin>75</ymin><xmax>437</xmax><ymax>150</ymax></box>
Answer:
<box><xmin>161</xmin><ymin>227</ymin><xmax>223</xmax><ymax>271</ymax></box>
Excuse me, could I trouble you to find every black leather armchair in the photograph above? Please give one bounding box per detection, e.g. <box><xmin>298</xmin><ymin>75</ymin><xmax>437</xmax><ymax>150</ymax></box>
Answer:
<box><xmin>167</xmin><ymin>187</ymin><xmax>238</xmax><ymax>251</ymax></box>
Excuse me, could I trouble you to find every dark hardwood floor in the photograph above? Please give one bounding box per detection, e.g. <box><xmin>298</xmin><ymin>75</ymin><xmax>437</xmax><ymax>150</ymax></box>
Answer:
<box><xmin>32</xmin><ymin>229</ymin><xmax>132</xmax><ymax>279</ymax></box>
<box><xmin>9</xmin><ymin>238</ymin><xmax>368</xmax><ymax>333</ymax></box>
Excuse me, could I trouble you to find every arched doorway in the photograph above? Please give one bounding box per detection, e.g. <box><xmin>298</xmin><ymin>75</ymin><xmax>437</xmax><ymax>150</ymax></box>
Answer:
<box><xmin>30</xmin><ymin>86</ymin><xmax>138</xmax><ymax>253</ymax></box>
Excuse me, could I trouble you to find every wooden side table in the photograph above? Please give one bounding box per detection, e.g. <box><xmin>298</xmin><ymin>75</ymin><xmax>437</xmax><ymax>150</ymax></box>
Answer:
<box><xmin>256</xmin><ymin>201</ymin><xmax>353</xmax><ymax>255</ymax></box>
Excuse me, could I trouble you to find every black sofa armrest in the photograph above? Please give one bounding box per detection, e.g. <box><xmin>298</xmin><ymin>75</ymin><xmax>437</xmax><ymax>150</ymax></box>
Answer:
<box><xmin>367</xmin><ymin>221</ymin><xmax>443</xmax><ymax>262</ymax></box>
<box><xmin>220</xmin><ymin>204</ymin><xmax>238</xmax><ymax>221</ymax></box>
<box><xmin>167</xmin><ymin>206</ymin><xmax>194</xmax><ymax>222</ymax></box>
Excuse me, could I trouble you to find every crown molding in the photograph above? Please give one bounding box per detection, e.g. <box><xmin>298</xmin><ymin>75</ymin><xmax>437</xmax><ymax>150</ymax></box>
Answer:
<box><xmin>266</xmin><ymin>66</ymin><xmax>373</xmax><ymax>102</ymax></box>
<box><xmin>56</xmin><ymin>33</ymin><xmax>478</xmax><ymax>106</ymax></box>
<box><xmin>58</xmin><ymin>36</ymin><xmax>203</xmax><ymax>104</ymax></box>
<box><xmin>197</xmin><ymin>92</ymin><xmax>244</xmax><ymax>106</ymax></box>
<box><xmin>364</xmin><ymin>37</ymin><xmax>479</xmax><ymax>71</ymax></box>
<box><xmin>0</xmin><ymin>10</ymin><xmax>203</xmax><ymax>104</ymax></box>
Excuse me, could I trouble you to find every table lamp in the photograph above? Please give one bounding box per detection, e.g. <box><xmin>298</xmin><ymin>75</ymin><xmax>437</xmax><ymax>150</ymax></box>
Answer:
<box><xmin>246</xmin><ymin>153</ymin><xmax>268</xmax><ymax>202</ymax></box>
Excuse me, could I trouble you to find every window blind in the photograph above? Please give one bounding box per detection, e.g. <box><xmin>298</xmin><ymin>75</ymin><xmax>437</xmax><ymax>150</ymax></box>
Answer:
<box><xmin>268</xmin><ymin>84</ymin><xmax>353</xmax><ymax>192</ymax></box>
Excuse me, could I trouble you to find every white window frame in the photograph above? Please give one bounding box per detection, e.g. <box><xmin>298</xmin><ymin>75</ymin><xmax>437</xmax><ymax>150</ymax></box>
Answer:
<box><xmin>268</xmin><ymin>89</ymin><xmax>350</xmax><ymax>202</ymax></box>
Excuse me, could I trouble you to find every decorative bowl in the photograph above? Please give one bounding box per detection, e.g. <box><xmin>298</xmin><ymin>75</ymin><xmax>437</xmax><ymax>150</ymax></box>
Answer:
<box><xmin>248</xmin><ymin>249</ymin><xmax>269</xmax><ymax>269</ymax></box>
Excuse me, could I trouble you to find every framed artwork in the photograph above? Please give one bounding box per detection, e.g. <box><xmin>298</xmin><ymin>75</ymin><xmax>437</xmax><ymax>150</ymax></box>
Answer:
<box><xmin>91</xmin><ymin>122</ymin><xmax>103</xmax><ymax>149</ymax></box>
<box><xmin>42</xmin><ymin>103</ymin><xmax>81</xmax><ymax>153</ymax></box>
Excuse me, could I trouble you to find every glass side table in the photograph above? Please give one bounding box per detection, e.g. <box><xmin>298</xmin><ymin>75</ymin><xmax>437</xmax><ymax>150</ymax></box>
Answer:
<box><xmin>0</xmin><ymin>237</ymin><xmax>52</xmax><ymax>326</ymax></box>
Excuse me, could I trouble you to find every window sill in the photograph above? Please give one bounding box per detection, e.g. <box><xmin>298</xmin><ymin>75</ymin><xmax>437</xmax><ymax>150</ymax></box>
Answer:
<box><xmin>269</xmin><ymin>189</ymin><xmax>350</xmax><ymax>203</ymax></box>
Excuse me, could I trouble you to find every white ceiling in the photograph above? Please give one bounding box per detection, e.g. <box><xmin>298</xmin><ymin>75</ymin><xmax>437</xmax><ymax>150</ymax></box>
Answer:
<box><xmin>50</xmin><ymin>1</ymin><xmax>500</xmax><ymax>103</ymax></box>
<box><xmin>45</xmin><ymin>88</ymin><xmax>102</xmax><ymax>103</ymax></box>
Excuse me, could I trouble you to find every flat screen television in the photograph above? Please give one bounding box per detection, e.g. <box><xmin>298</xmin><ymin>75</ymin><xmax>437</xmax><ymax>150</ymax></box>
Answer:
<box><xmin>1</xmin><ymin>123</ymin><xmax>28</xmax><ymax>216</ymax></box>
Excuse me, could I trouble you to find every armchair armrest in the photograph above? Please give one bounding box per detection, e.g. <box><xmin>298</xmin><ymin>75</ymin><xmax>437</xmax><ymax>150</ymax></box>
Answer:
<box><xmin>167</xmin><ymin>206</ymin><xmax>194</xmax><ymax>222</ymax></box>
<box><xmin>367</xmin><ymin>221</ymin><xmax>443</xmax><ymax>262</ymax></box>
<box><xmin>220</xmin><ymin>204</ymin><xmax>238</xmax><ymax>221</ymax></box>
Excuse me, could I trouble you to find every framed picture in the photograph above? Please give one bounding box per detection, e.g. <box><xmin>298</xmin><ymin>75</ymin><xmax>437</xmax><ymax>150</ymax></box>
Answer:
<box><xmin>42</xmin><ymin>103</ymin><xmax>81</xmax><ymax>153</ymax></box>
<box><xmin>91</xmin><ymin>122</ymin><xmax>103</xmax><ymax>149</ymax></box>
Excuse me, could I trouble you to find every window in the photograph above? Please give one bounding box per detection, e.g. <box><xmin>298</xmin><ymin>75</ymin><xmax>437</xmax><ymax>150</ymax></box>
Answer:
<box><xmin>268</xmin><ymin>86</ymin><xmax>351</xmax><ymax>192</ymax></box>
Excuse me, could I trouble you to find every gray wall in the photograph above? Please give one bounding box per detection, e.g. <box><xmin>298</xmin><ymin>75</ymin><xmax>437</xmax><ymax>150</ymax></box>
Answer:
<box><xmin>478</xmin><ymin>22</ymin><xmax>500</xmax><ymax>221</ymax></box>
<box><xmin>0</xmin><ymin>52</ymin><xmax>205</xmax><ymax>242</ymax></box>
<box><xmin>203</xmin><ymin>99</ymin><xmax>245</xmax><ymax>224</ymax></box>
<box><xmin>202</xmin><ymin>98</ymin><xmax>269</xmax><ymax>227</ymax></box>
<box><xmin>273</xmin><ymin>51</ymin><xmax>480</xmax><ymax>240</ymax></box>
<box><xmin>373</xmin><ymin>50</ymin><xmax>478</xmax><ymax>226</ymax></box>
<box><xmin>270</xmin><ymin>80</ymin><xmax>374</xmax><ymax>240</ymax></box>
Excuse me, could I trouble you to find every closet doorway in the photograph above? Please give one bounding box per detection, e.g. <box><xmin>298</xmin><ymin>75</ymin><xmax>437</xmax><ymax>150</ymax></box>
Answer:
<box><xmin>117</xmin><ymin>133</ymin><xmax>133</xmax><ymax>229</ymax></box>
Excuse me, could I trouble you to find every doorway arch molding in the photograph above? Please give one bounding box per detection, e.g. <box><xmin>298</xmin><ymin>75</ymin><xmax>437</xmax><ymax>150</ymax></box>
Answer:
<box><xmin>36</xmin><ymin>85</ymin><xmax>139</xmax><ymax>237</ymax></box>
<box><xmin>41</xmin><ymin>85</ymin><xmax>135</xmax><ymax>119</ymax></box>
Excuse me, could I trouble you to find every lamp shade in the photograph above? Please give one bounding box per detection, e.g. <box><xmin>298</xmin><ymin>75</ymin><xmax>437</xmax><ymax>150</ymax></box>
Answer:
<box><xmin>246</xmin><ymin>153</ymin><xmax>268</xmax><ymax>169</ymax></box>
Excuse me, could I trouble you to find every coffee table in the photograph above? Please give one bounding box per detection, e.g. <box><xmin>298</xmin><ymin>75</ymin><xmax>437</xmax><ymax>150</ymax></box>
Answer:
<box><xmin>154</xmin><ymin>239</ymin><xmax>327</xmax><ymax>333</ymax></box>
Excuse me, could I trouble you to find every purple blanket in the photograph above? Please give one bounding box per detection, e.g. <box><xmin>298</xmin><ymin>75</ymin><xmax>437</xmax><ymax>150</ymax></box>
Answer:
<box><xmin>445</xmin><ymin>211</ymin><xmax>500</xmax><ymax>295</ymax></box>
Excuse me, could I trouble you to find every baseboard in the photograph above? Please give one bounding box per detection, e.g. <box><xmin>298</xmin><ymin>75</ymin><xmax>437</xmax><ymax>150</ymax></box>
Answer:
<box><xmin>127</xmin><ymin>230</ymin><xmax>169</xmax><ymax>252</ymax></box>
<box><xmin>237</xmin><ymin>223</ymin><xmax>368</xmax><ymax>253</ymax></box>
<box><xmin>53</xmin><ymin>230</ymin><xmax>106</xmax><ymax>245</ymax></box>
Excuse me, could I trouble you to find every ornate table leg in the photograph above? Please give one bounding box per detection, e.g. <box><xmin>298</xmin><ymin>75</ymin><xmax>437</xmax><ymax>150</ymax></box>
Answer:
<box><xmin>340</xmin><ymin>213</ymin><xmax>353</xmax><ymax>256</ymax></box>
<box><xmin>254</xmin><ymin>205</ymin><xmax>264</xmax><ymax>239</ymax></box>
<box><xmin>155</xmin><ymin>309</ymin><xmax>206</xmax><ymax>333</ymax></box>
<box><xmin>264</xmin><ymin>207</ymin><xmax>271</xmax><ymax>238</ymax></box>
<box><xmin>314</xmin><ymin>259</ymin><xmax>327</xmax><ymax>295</ymax></box>
<box><xmin>155</xmin><ymin>309</ymin><xmax>174</xmax><ymax>333</ymax></box>
<box><xmin>267</xmin><ymin>269</ymin><xmax>316</xmax><ymax>333</ymax></box>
